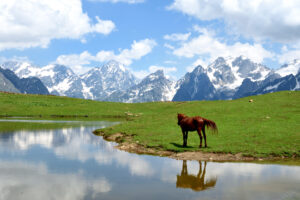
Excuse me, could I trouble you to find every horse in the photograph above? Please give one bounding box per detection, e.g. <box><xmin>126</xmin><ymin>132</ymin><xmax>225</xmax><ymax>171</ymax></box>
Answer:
<box><xmin>177</xmin><ymin>113</ymin><xmax>218</xmax><ymax>148</ymax></box>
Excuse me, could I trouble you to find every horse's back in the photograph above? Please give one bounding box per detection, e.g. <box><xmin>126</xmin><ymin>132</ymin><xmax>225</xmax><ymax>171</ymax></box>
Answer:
<box><xmin>180</xmin><ymin>116</ymin><xmax>204</xmax><ymax>131</ymax></box>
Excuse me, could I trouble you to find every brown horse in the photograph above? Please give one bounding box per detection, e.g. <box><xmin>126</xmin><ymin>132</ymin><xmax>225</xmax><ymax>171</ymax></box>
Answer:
<box><xmin>177</xmin><ymin>113</ymin><xmax>218</xmax><ymax>148</ymax></box>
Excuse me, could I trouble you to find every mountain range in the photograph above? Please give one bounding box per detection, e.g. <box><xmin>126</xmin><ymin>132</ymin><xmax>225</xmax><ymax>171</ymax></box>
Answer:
<box><xmin>1</xmin><ymin>56</ymin><xmax>299</xmax><ymax>102</ymax></box>
<box><xmin>0</xmin><ymin>67</ymin><xmax>49</xmax><ymax>95</ymax></box>
<box><xmin>173</xmin><ymin>56</ymin><xmax>299</xmax><ymax>101</ymax></box>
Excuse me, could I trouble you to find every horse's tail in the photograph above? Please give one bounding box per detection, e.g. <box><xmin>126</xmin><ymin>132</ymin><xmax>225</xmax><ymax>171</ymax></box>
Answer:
<box><xmin>203</xmin><ymin>118</ymin><xmax>218</xmax><ymax>134</ymax></box>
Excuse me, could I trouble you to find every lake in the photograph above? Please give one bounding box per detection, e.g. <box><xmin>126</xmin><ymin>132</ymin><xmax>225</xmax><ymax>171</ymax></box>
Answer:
<box><xmin>0</xmin><ymin>119</ymin><xmax>299</xmax><ymax>200</ymax></box>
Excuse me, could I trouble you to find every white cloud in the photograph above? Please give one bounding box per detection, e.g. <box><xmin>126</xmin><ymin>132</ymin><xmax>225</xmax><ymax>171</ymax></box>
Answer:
<box><xmin>95</xmin><ymin>39</ymin><xmax>157</xmax><ymax>65</ymax></box>
<box><xmin>168</xmin><ymin>0</ymin><xmax>300</xmax><ymax>43</ymax></box>
<box><xmin>0</xmin><ymin>56</ymin><xmax>30</xmax><ymax>64</ymax></box>
<box><xmin>164</xmin><ymin>33</ymin><xmax>191</xmax><ymax>41</ymax></box>
<box><xmin>192</xmin><ymin>58</ymin><xmax>209</xmax><ymax>68</ymax></box>
<box><xmin>91</xmin><ymin>16</ymin><xmax>116</xmax><ymax>35</ymax></box>
<box><xmin>278</xmin><ymin>47</ymin><xmax>300</xmax><ymax>64</ymax></box>
<box><xmin>55</xmin><ymin>39</ymin><xmax>156</xmax><ymax>74</ymax></box>
<box><xmin>0</xmin><ymin>0</ymin><xmax>116</xmax><ymax>50</ymax></box>
<box><xmin>132</xmin><ymin>65</ymin><xmax>177</xmax><ymax>79</ymax></box>
<box><xmin>55</xmin><ymin>51</ymin><xmax>94</xmax><ymax>74</ymax></box>
<box><xmin>130</xmin><ymin>70</ymin><xmax>149</xmax><ymax>79</ymax></box>
<box><xmin>164</xmin><ymin>43</ymin><xmax>175</xmax><ymax>50</ymax></box>
<box><xmin>172</xmin><ymin>28</ymin><xmax>273</xmax><ymax>64</ymax></box>
<box><xmin>88</xmin><ymin>0</ymin><xmax>145</xmax><ymax>3</ymax></box>
<box><xmin>149</xmin><ymin>65</ymin><xmax>177</xmax><ymax>74</ymax></box>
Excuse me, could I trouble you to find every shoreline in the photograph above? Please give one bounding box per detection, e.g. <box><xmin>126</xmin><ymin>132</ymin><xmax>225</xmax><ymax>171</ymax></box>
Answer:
<box><xmin>94</xmin><ymin>131</ymin><xmax>298</xmax><ymax>162</ymax></box>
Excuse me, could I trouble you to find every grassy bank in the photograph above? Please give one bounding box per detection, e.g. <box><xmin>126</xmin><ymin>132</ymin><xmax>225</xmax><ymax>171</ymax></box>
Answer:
<box><xmin>0</xmin><ymin>91</ymin><xmax>299</xmax><ymax>158</ymax></box>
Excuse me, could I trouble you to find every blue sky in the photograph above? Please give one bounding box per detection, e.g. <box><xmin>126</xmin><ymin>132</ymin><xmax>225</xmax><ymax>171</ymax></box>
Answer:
<box><xmin>1</xmin><ymin>0</ymin><xmax>300</xmax><ymax>79</ymax></box>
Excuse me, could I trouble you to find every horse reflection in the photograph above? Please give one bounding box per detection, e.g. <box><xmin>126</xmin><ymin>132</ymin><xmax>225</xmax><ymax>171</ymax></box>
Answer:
<box><xmin>176</xmin><ymin>160</ymin><xmax>217</xmax><ymax>192</ymax></box>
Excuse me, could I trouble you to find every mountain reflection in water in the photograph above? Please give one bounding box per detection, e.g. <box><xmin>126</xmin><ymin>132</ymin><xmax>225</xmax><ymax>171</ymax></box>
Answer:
<box><xmin>176</xmin><ymin>160</ymin><xmax>217</xmax><ymax>191</ymax></box>
<box><xmin>0</xmin><ymin>120</ymin><xmax>299</xmax><ymax>200</ymax></box>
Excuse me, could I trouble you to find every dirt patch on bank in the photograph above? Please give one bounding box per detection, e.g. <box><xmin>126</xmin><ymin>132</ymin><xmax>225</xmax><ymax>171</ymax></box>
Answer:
<box><xmin>94</xmin><ymin>132</ymin><xmax>291</xmax><ymax>162</ymax></box>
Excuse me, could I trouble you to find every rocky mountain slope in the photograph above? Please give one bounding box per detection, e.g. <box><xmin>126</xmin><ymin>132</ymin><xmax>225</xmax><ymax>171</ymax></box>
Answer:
<box><xmin>0</xmin><ymin>67</ymin><xmax>49</xmax><ymax>95</ymax></box>
<box><xmin>173</xmin><ymin>56</ymin><xmax>299</xmax><ymax>101</ymax></box>
<box><xmin>0</xmin><ymin>71</ymin><xmax>20</xmax><ymax>93</ymax></box>
<box><xmin>1</xmin><ymin>60</ymin><xmax>138</xmax><ymax>100</ymax></box>
<box><xmin>105</xmin><ymin>70</ymin><xmax>176</xmax><ymax>103</ymax></box>
<box><xmin>81</xmin><ymin>60</ymin><xmax>138</xmax><ymax>100</ymax></box>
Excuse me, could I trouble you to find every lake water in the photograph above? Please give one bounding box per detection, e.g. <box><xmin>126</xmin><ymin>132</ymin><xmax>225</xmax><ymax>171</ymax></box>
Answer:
<box><xmin>0</xmin><ymin>119</ymin><xmax>299</xmax><ymax>200</ymax></box>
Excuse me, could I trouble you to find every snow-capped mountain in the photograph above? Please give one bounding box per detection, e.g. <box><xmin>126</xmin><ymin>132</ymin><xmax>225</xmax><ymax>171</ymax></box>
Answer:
<box><xmin>208</xmin><ymin>56</ymin><xmax>272</xmax><ymax>98</ymax></box>
<box><xmin>173</xmin><ymin>65</ymin><xmax>216</xmax><ymax>101</ymax></box>
<box><xmin>173</xmin><ymin>56</ymin><xmax>275</xmax><ymax>101</ymax></box>
<box><xmin>255</xmin><ymin>72</ymin><xmax>300</xmax><ymax>94</ymax></box>
<box><xmin>1</xmin><ymin>56</ymin><xmax>299</xmax><ymax>102</ymax></box>
<box><xmin>105</xmin><ymin>70</ymin><xmax>176</xmax><ymax>103</ymax></box>
<box><xmin>275</xmin><ymin>59</ymin><xmax>300</xmax><ymax>77</ymax></box>
<box><xmin>1</xmin><ymin>60</ymin><xmax>138</xmax><ymax>100</ymax></box>
<box><xmin>0</xmin><ymin>67</ymin><xmax>49</xmax><ymax>95</ymax></box>
<box><xmin>233</xmin><ymin>68</ymin><xmax>300</xmax><ymax>98</ymax></box>
<box><xmin>81</xmin><ymin>60</ymin><xmax>138</xmax><ymax>100</ymax></box>
<box><xmin>2</xmin><ymin>62</ymin><xmax>90</xmax><ymax>99</ymax></box>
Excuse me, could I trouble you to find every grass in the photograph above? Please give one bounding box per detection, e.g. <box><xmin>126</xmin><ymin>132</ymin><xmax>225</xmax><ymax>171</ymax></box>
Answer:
<box><xmin>0</xmin><ymin>91</ymin><xmax>299</xmax><ymax>158</ymax></box>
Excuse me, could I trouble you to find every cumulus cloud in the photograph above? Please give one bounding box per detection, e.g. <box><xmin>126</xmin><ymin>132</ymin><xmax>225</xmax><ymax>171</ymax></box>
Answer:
<box><xmin>0</xmin><ymin>0</ymin><xmax>116</xmax><ymax>50</ymax></box>
<box><xmin>95</xmin><ymin>39</ymin><xmax>157</xmax><ymax>65</ymax></box>
<box><xmin>278</xmin><ymin>45</ymin><xmax>300</xmax><ymax>64</ymax></box>
<box><xmin>168</xmin><ymin>0</ymin><xmax>300</xmax><ymax>43</ymax></box>
<box><xmin>55</xmin><ymin>51</ymin><xmax>95</xmax><ymax>74</ymax></box>
<box><xmin>172</xmin><ymin>28</ymin><xmax>273</xmax><ymax>64</ymax></box>
<box><xmin>132</xmin><ymin>65</ymin><xmax>177</xmax><ymax>80</ymax></box>
<box><xmin>149</xmin><ymin>65</ymin><xmax>177</xmax><ymax>74</ymax></box>
<box><xmin>0</xmin><ymin>56</ymin><xmax>30</xmax><ymax>64</ymax></box>
<box><xmin>164</xmin><ymin>33</ymin><xmax>191</xmax><ymax>41</ymax></box>
<box><xmin>55</xmin><ymin>39</ymin><xmax>156</xmax><ymax>74</ymax></box>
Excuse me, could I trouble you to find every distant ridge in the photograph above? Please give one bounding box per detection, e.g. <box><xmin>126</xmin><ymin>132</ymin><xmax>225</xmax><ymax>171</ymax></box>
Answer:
<box><xmin>1</xmin><ymin>56</ymin><xmax>299</xmax><ymax>102</ymax></box>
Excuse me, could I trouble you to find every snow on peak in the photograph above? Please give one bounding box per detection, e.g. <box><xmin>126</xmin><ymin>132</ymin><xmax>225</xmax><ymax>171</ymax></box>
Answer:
<box><xmin>103</xmin><ymin>60</ymin><xmax>126</xmax><ymax>73</ymax></box>
<box><xmin>276</xmin><ymin>59</ymin><xmax>300</xmax><ymax>77</ymax></box>
<box><xmin>205</xmin><ymin>56</ymin><xmax>271</xmax><ymax>90</ymax></box>
<box><xmin>146</xmin><ymin>70</ymin><xmax>164</xmax><ymax>81</ymax></box>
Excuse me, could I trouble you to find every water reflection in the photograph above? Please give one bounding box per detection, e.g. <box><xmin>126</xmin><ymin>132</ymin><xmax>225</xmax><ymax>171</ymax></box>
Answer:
<box><xmin>0</xmin><ymin>120</ymin><xmax>299</xmax><ymax>200</ymax></box>
<box><xmin>0</xmin><ymin>123</ymin><xmax>154</xmax><ymax>177</ymax></box>
<box><xmin>176</xmin><ymin>160</ymin><xmax>217</xmax><ymax>191</ymax></box>
<box><xmin>0</xmin><ymin>160</ymin><xmax>111</xmax><ymax>200</ymax></box>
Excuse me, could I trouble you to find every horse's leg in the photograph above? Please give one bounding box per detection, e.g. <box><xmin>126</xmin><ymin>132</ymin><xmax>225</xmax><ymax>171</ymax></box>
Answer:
<box><xmin>185</xmin><ymin>131</ymin><xmax>188</xmax><ymax>147</ymax></box>
<box><xmin>202</xmin><ymin>126</ymin><xmax>207</xmax><ymax>148</ymax></box>
<box><xmin>197</xmin><ymin>128</ymin><xmax>202</xmax><ymax>148</ymax></box>
<box><xmin>181</xmin><ymin>129</ymin><xmax>186</xmax><ymax>147</ymax></box>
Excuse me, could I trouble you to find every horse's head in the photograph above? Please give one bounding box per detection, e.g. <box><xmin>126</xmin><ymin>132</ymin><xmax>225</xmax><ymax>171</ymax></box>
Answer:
<box><xmin>177</xmin><ymin>113</ymin><xmax>186</xmax><ymax>125</ymax></box>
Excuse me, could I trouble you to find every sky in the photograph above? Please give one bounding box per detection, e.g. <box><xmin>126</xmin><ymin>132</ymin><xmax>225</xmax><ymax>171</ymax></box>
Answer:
<box><xmin>0</xmin><ymin>0</ymin><xmax>300</xmax><ymax>80</ymax></box>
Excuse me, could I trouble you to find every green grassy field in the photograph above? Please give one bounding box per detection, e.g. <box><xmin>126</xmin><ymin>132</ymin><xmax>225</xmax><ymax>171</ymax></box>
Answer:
<box><xmin>0</xmin><ymin>91</ymin><xmax>299</xmax><ymax>158</ymax></box>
